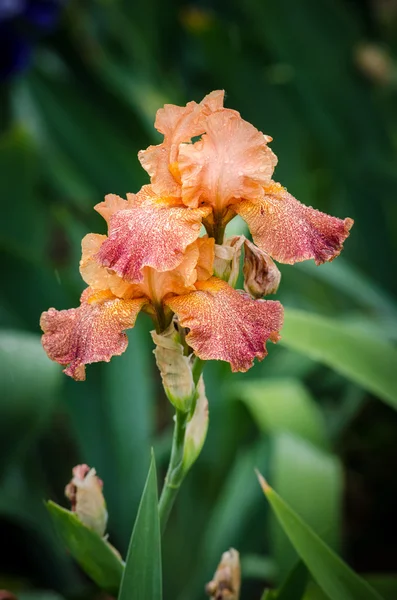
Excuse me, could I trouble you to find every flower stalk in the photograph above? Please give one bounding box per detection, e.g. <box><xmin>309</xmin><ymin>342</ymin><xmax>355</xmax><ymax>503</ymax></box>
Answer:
<box><xmin>158</xmin><ymin>358</ymin><xmax>205</xmax><ymax>533</ymax></box>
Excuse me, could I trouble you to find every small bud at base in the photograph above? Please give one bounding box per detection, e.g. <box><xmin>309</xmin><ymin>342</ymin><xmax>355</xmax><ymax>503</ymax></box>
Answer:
<box><xmin>205</xmin><ymin>548</ymin><xmax>241</xmax><ymax>600</ymax></box>
<box><xmin>151</xmin><ymin>323</ymin><xmax>195</xmax><ymax>412</ymax></box>
<box><xmin>65</xmin><ymin>464</ymin><xmax>108</xmax><ymax>537</ymax></box>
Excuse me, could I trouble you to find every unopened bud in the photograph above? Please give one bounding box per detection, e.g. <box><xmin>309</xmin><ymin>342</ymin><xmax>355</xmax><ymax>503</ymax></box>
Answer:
<box><xmin>183</xmin><ymin>377</ymin><xmax>209</xmax><ymax>473</ymax></box>
<box><xmin>243</xmin><ymin>238</ymin><xmax>281</xmax><ymax>297</ymax></box>
<box><xmin>152</xmin><ymin>323</ymin><xmax>195</xmax><ymax>412</ymax></box>
<box><xmin>65</xmin><ymin>464</ymin><xmax>108</xmax><ymax>537</ymax></box>
<box><xmin>205</xmin><ymin>548</ymin><xmax>241</xmax><ymax>600</ymax></box>
<box><xmin>213</xmin><ymin>237</ymin><xmax>244</xmax><ymax>287</ymax></box>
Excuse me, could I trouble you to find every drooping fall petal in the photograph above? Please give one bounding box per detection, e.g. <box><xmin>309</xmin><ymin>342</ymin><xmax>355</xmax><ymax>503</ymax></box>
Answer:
<box><xmin>166</xmin><ymin>278</ymin><xmax>283</xmax><ymax>372</ymax></box>
<box><xmin>96</xmin><ymin>197</ymin><xmax>211</xmax><ymax>283</ymax></box>
<box><xmin>40</xmin><ymin>289</ymin><xmax>146</xmax><ymax>381</ymax></box>
<box><xmin>138</xmin><ymin>90</ymin><xmax>225</xmax><ymax>196</ymax></box>
<box><xmin>178</xmin><ymin>110</ymin><xmax>277</xmax><ymax>209</ymax></box>
<box><xmin>236</xmin><ymin>182</ymin><xmax>354</xmax><ymax>265</ymax></box>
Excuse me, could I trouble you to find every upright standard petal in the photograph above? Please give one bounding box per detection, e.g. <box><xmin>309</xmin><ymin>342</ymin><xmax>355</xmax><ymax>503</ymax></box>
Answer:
<box><xmin>40</xmin><ymin>289</ymin><xmax>146</xmax><ymax>381</ymax></box>
<box><xmin>236</xmin><ymin>182</ymin><xmax>354</xmax><ymax>265</ymax></box>
<box><xmin>138</xmin><ymin>90</ymin><xmax>225</xmax><ymax>196</ymax></box>
<box><xmin>178</xmin><ymin>110</ymin><xmax>277</xmax><ymax>210</ymax></box>
<box><xmin>166</xmin><ymin>278</ymin><xmax>283</xmax><ymax>372</ymax></box>
<box><xmin>96</xmin><ymin>197</ymin><xmax>211</xmax><ymax>283</ymax></box>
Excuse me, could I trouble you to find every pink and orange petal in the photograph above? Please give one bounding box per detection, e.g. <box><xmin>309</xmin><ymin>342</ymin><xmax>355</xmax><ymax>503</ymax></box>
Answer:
<box><xmin>166</xmin><ymin>277</ymin><xmax>283</xmax><ymax>372</ymax></box>
<box><xmin>236</xmin><ymin>182</ymin><xmax>354</xmax><ymax>265</ymax></box>
<box><xmin>138</xmin><ymin>90</ymin><xmax>225</xmax><ymax>197</ymax></box>
<box><xmin>96</xmin><ymin>199</ymin><xmax>211</xmax><ymax>283</ymax></box>
<box><xmin>40</xmin><ymin>289</ymin><xmax>146</xmax><ymax>381</ymax></box>
<box><xmin>178</xmin><ymin>110</ymin><xmax>277</xmax><ymax>210</ymax></box>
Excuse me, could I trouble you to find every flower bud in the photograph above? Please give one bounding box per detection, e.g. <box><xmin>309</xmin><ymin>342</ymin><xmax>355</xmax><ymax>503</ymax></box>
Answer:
<box><xmin>151</xmin><ymin>323</ymin><xmax>195</xmax><ymax>412</ymax></box>
<box><xmin>205</xmin><ymin>548</ymin><xmax>241</xmax><ymax>600</ymax></box>
<box><xmin>213</xmin><ymin>236</ymin><xmax>244</xmax><ymax>287</ymax></box>
<box><xmin>243</xmin><ymin>238</ymin><xmax>281</xmax><ymax>297</ymax></box>
<box><xmin>183</xmin><ymin>376</ymin><xmax>209</xmax><ymax>473</ymax></box>
<box><xmin>65</xmin><ymin>464</ymin><xmax>108</xmax><ymax>537</ymax></box>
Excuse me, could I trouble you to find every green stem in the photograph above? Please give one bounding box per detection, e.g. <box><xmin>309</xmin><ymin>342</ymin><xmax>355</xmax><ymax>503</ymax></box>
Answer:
<box><xmin>158</xmin><ymin>409</ymin><xmax>188</xmax><ymax>533</ymax></box>
<box><xmin>158</xmin><ymin>358</ymin><xmax>206</xmax><ymax>533</ymax></box>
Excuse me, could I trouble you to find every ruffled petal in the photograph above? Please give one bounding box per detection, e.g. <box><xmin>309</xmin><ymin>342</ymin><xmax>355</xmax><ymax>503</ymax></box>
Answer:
<box><xmin>178</xmin><ymin>110</ymin><xmax>277</xmax><ymax>209</ymax></box>
<box><xmin>96</xmin><ymin>198</ymin><xmax>211</xmax><ymax>283</ymax></box>
<box><xmin>138</xmin><ymin>90</ymin><xmax>225</xmax><ymax>196</ymax></box>
<box><xmin>80</xmin><ymin>233</ymin><xmax>133</xmax><ymax>298</ymax></box>
<box><xmin>236</xmin><ymin>182</ymin><xmax>354</xmax><ymax>265</ymax></box>
<box><xmin>166</xmin><ymin>277</ymin><xmax>283</xmax><ymax>372</ymax></box>
<box><xmin>40</xmin><ymin>289</ymin><xmax>146</xmax><ymax>381</ymax></box>
<box><xmin>94</xmin><ymin>193</ymin><xmax>132</xmax><ymax>224</ymax></box>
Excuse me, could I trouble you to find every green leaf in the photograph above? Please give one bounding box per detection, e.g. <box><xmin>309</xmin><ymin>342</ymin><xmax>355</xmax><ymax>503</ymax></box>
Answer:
<box><xmin>234</xmin><ymin>379</ymin><xmax>327</xmax><ymax>448</ymax></box>
<box><xmin>46</xmin><ymin>501</ymin><xmax>124</xmax><ymax>594</ymax></box>
<box><xmin>118</xmin><ymin>451</ymin><xmax>162</xmax><ymax>600</ymax></box>
<box><xmin>275</xmin><ymin>561</ymin><xmax>309</xmax><ymax>600</ymax></box>
<box><xmin>261</xmin><ymin>561</ymin><xmax>308</xmax><ymax>600</ymax></box>
<box><xmin>257</xmin><ymin>473</ymin><xmax>383</xmax><ymax>600</ymax></box>
<box><xmin>0</xmin><ymin>330</ymin><xmax>61</xmax><ymax>469</ymax></box>
<box><xmin>295</xmin><ymin>259</ymin><xmax>397</xmax><ymax>322</ymax></box>
<box><xmin>281</xmin><ymin>309</ymin><xmax>397</xmax><ymax>409</ymax></box>
<box><xmin>270</xmin><ymin>433</ymin><xmax>342</xmax><ymax>580</ymax></box>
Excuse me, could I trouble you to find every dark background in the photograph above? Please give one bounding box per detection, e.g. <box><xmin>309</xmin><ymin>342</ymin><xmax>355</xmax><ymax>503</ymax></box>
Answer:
<box><xmin>1</xmin><ymin>0</ymin><xmax>397</xmax><ymax>598</ymax></box>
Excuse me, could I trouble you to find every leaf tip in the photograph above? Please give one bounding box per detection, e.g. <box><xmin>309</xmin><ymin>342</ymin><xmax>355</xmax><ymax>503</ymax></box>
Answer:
<box><xmin>255</xmin><ymin>468</ymin><xmax>271</xmax><ymax>493</ymax></box>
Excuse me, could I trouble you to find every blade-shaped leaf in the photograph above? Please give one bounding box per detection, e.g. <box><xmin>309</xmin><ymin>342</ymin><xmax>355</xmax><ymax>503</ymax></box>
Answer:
<box><xmin>234</xmin><ymin>379</ymin><xmax>327</xmax><ymax>448</ymax></box>
<box><xmin>118</xmin><ymin>451</ymin><xmax>162</xmax><ymax>600</ymax></box>
<box><xmin>257</xmin><ymin>473</ymin><xmax>383</xmax><ymax>600</ymax></box>
<box><xmin>262</xmin><ymin>561</ymin><xmax>308</xmax><ymax>600</ymax></box>
<box><xmin>270</xmin><ymin>433</ymin><xmax>342</xmax><ymax>579</ymax></box>
<box><xmin>47</xmin><ymin>501</ymin><xmax>124</xmax><ymax>594</ymax></box>
<box><xmin>281</xmin><ymin>309</ymin><xmax>397</xmax><ymax>409</ymax></box>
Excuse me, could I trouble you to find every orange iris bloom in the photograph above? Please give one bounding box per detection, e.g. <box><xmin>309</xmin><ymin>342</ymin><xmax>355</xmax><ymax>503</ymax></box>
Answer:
<box><xmin>40</xmin><ymin>90</ymin><xmax>352</xmax><ymax>380</ymax></box>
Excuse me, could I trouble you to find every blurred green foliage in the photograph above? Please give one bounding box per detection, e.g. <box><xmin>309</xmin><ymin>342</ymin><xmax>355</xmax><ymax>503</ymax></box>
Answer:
<box><xmin>1</xmin><ymin>0</ymin><xmax>397</xmax><ymax>598</ymax></box>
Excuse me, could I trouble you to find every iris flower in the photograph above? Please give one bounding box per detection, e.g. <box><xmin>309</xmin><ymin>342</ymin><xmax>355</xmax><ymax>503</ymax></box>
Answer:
<box><xmin>41</xmin><ymin>90</ymin><xmax>352</xmax><ymax>380</ymax></box>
